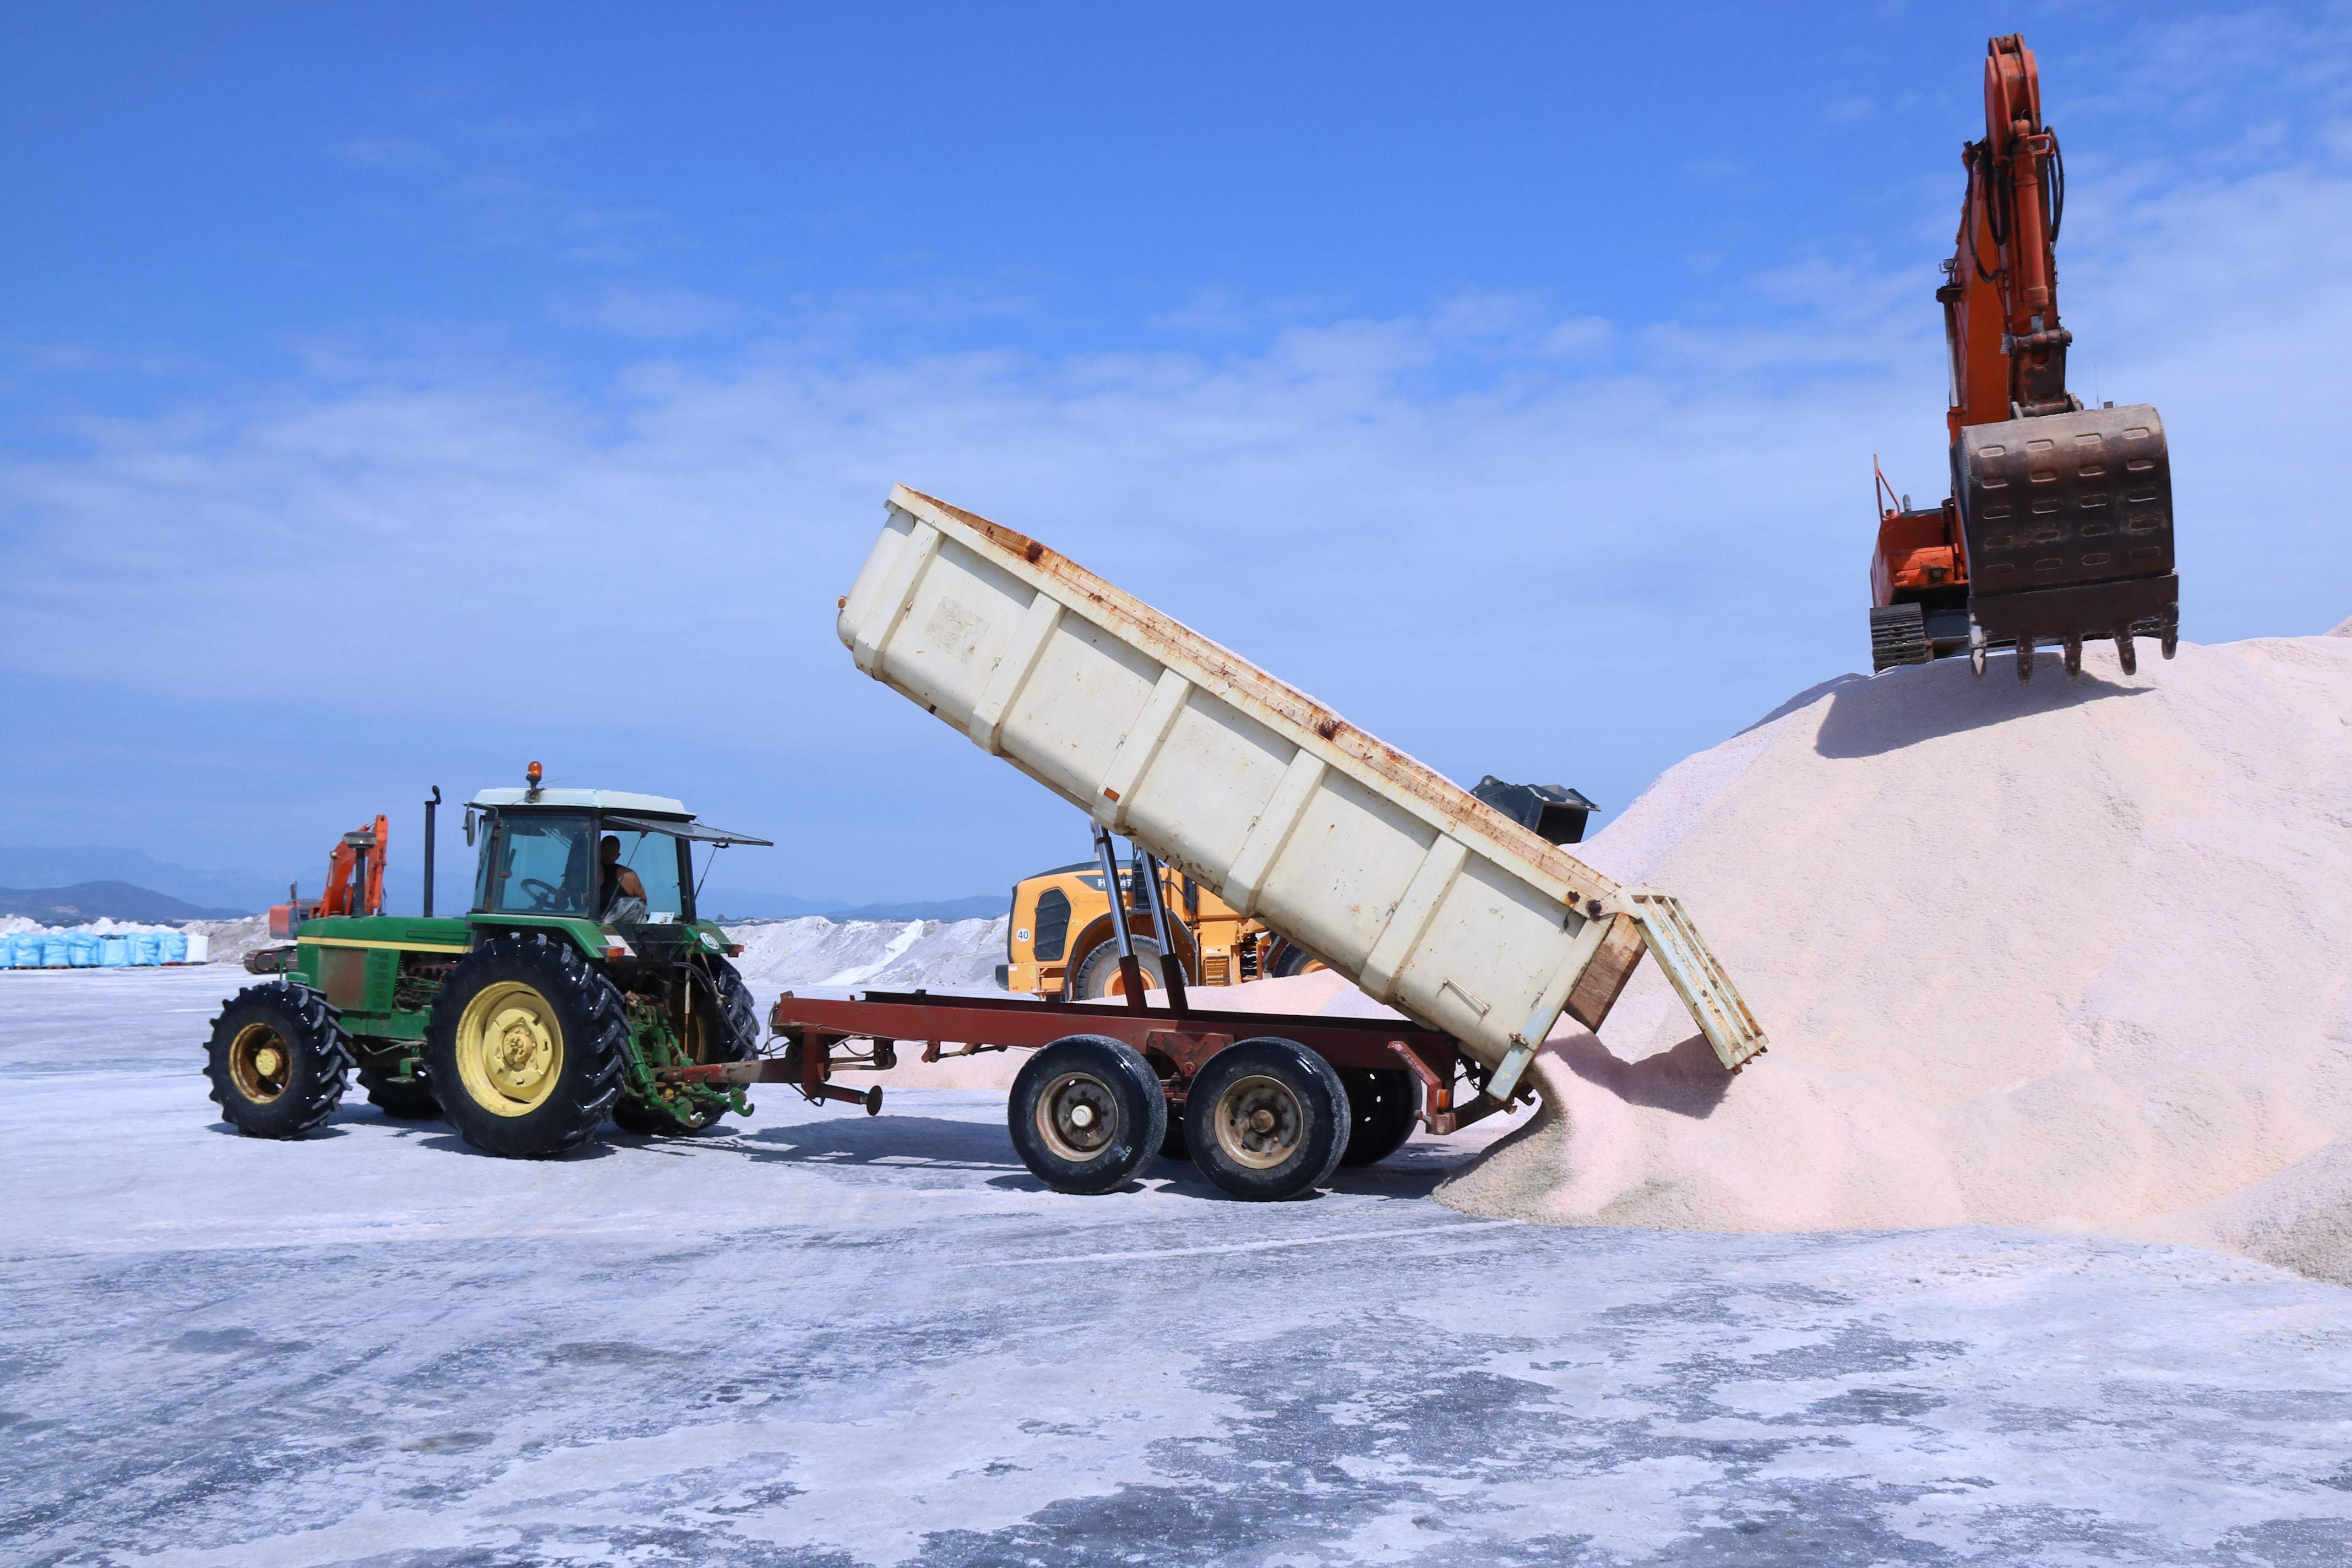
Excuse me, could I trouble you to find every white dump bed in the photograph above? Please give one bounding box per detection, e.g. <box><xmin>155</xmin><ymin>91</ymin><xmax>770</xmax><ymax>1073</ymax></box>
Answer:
<box><xmin>839</xmin><ymin>486</ymin><xmax>1766</xmax><ymax>1097</ymax></box>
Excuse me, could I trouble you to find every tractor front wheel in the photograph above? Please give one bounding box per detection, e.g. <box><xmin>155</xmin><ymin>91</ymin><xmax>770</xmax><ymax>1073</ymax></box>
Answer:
<box><xmin>425</xmin><ymin>933</ymin><xmax>629</xmax><ymax>1158</ymax></box>
<box><xmin>204</xmin><ymin>982</ymin><xmax>353</xmax><ymax>1139</ymax></box>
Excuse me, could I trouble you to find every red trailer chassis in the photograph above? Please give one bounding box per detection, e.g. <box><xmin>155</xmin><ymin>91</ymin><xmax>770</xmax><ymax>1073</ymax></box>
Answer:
<box><xmin>656</xmin><ymin>988</ymin><xmax>1522</xmax><ymax>1137</ymax></box>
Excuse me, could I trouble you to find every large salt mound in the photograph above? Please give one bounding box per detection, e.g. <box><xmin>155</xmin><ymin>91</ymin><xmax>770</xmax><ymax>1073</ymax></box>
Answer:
<box><xmin>1437</xmin><ymin>633</ymin><xmax>2352</xmax><ymax>1283</ymax></box>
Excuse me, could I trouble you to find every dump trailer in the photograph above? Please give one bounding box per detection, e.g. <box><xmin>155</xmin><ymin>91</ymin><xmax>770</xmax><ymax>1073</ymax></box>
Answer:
<box><xmin>830</xmin><ymin>484</ymin><xmax>1766</xmax><ymax>1118</ymax></box>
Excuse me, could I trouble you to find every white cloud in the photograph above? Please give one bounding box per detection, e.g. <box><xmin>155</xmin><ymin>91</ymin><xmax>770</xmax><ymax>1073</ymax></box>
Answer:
<box><xmin>4</xmin><ymin>132</ymin><xmax>2348</xmax><ymax>834</ymax></box>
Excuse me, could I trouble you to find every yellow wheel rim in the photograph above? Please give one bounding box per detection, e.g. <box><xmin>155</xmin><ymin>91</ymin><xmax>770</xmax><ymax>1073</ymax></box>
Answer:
<box><xmin>454</xmin><ymin>981</ymin><xmax>564</xmax><ymax>1118</ymax></box>
<box><xmin>228</xmin><ymin>1022</ymin><xmax>291</xmax><ymax>1103</ymax></box>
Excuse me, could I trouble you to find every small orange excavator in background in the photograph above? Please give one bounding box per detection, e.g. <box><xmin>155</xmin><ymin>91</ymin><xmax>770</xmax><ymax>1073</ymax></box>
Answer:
<box><xmin>265</xmin><ymin>815</ymin><xmax>389</xmax><ymax>939</ymax></box>
<box><xmin>1871</xmin><ymin>33</ymin><xmax>2178</xmax><ymax>680</ymax></box>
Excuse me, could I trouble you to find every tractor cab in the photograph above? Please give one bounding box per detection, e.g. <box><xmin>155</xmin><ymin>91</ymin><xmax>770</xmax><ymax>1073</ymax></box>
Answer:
<box><xmin>465</xmin><ymin>774</ymin><xmax>770</xmax><ymax>944</ymax></box>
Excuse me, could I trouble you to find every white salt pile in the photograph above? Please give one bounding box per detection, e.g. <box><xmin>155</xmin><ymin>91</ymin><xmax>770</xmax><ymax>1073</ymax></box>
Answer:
<box><xmin>724</xmin><ymin>916</ymin><xmax>1005</xmax><ymax>995</ymax></box>
<box><xmin>1435</xmin><ymin>631</ymin><xmax>2352</xmax><ymax>1284</ymax></box>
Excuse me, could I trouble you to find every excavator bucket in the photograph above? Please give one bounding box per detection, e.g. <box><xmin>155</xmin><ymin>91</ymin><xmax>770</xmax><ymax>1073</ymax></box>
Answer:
<box><xmin>1956</xmin><ymin>402</ymin><xmax>2177</xmax><ymax>677</ymax></box>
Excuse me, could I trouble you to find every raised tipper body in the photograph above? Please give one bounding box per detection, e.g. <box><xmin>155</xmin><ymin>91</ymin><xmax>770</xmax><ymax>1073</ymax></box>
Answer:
<box><xmin>839</xmin><ymin>484</ymin><xmax>1766</xmax><ymax>1101</ymax></box>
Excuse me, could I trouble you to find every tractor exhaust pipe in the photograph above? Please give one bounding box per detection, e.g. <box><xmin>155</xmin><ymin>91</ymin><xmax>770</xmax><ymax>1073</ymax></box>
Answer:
<box><xmin>422</xmin><ymin>786</ymin><xmax>442</xmax><ymax>917</ymax></box>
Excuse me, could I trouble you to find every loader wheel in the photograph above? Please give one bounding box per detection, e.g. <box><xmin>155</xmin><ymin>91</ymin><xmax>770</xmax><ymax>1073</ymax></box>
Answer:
<box><xmin>1070</xmin><ymin>938</ymin><xmax>1174</xmax><ymax>1001</ymax></box>
<box><xmin>1336</xmin><ymin>1067</ymin><xmax>1418</xmax><ymax>1167</ymax></box>
<box><xmin>356</xmin><ymin>1058</ymin><xmax>440</xmax><ymax>1120</ymax></box>
<box><xmin>614</xmin><ymin>959</ymin><xmax>759</xmax><ymax>1136</ymax></box>
<box><xmin>1266</xmin><ymin>942</ymin><xmax>1328</xmax><ymax>980</ymax></box>
<box><xmin>1008</xmin><ymin>1034</ymin><xmax>1167</xmax><ymax>1194</ymax></box>
<box><xmin>204</xmin><ymin>982</ymin><xmax>353</xmax><ymax>1139</ymax></box>
<box><xmin>1184</xmin><ymin>1037</ymin><xmax>1348</xmax><ymax>1201</ymax></box>
<box><xmin>425</xmin><ymin>933</ymin><xmax>628</xmax><ymax>1158</ymax></box>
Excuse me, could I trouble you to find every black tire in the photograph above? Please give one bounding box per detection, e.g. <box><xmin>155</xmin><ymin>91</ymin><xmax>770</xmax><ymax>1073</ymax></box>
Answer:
<box><xmin>1336</xmin><ymin>1067</ymin><xmax>1418</xmax><ymax>1167</ymax></box>
<box><xmin>424</xmin><ymin>932</ymin><xmax>629</xmax><ymax>1158</ymax></box>
<box><xmin>1069</xmin><ymin>938</ymin><xmax>1174</xmax><ymax>1001</ymax></box>
<box><xmin>614</xmin><ymin>959</ymin><xmax>760</xmax><ymax>1136</ymax></box>
<box><xmin>204</xmin><ymin>981</ymin><xmax>353</xmax><ymax>1139</ymax></box>
<box><xmin>1184</xmin><ymin>1037</ymin><xmax>1349</xmax><ymax>1201</ymax></box>
<box><xmin>356</xmin><ymin>1057</ymin><xmax>440</xmax><ymax>1120</ymax></box>
<box><xmin>1008</xmin><ymin>1034</ymin><xmax>1167</xmax><ymax>1195</ymax></box>
<box><xmin>1266</xmin><ymin>942</ymin><xmax>1326</xmax><ymax>979</ymax></box>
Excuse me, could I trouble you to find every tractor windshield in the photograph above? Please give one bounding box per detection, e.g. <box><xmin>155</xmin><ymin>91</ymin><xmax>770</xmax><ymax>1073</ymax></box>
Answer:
<box><xmin>483</xmin><ymin>813</ymin><xmax>595</xmax><ymax>915</ymax></box>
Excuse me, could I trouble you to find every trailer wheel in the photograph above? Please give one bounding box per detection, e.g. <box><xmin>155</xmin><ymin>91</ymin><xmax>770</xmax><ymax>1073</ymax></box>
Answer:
<box><xmin>425</xmin><ymin>933</ymin><xmax>629</xmax><ymax>1158</ymax></box>
<box><xmin>204</xmin><ymin>982</ymin><xmax>353</xmax><ymax>1139</ymax></box>
<box><xmin>1336</xmin><ymin>1067</ymin><xmax>1418</xmax><ymax>1167</ymax></box>
<box><xmin>356</xmin><ymin>1058</ymin><xmax>440</xmax><ymax>1120</ymax></box>
<box><xmin>1008</xmin><ymin>1035</ymin><xmax>1166</xmax><ymax>1194</ymax></box>
<box><xmin>1184</xmin><ymin>1038</ymin><xmax>1349</xmax><ymax>1200</ymax></box>
<box><xmin>614</xmin><ymin>959</ymin><xmax>759</xmax><ymax>1136</ymax></box>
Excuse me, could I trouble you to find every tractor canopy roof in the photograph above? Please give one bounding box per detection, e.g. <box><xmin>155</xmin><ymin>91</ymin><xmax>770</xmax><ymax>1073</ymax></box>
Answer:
<box><xmin>466</xmin><ymin>787</ymin><xmax>772</xmax><ymax>847</ymax></box>
<box><xmin>470</xmin><ymin>787</ymin><xmax>688</xmax><ymax>815</ymax></box>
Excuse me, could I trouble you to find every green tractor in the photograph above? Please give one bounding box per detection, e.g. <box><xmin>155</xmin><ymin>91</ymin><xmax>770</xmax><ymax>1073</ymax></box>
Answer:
<box><xmin>205</xmin><ymin>766</ymin><xmax>773</xmax><ymax>1157</ymax></box>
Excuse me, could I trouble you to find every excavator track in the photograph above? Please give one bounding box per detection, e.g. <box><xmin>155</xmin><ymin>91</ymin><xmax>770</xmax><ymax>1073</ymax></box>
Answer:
<box><xmin>1869</xmin><ymin>604</ymin><xmax>1932</xmax><ymax>673</ymax></box>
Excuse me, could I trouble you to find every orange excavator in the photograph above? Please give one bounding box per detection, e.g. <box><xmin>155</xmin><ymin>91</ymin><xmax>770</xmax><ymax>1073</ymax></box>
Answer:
<box><xmin>1870</xmin><ymin>34</ymin><xmax>2177</xmax><ymax>680</ymax></box>
<box><xmin>265</xmin><ymin>815</ymin><xmax>389</xmax><ymax>937</ymax></box>
<box><xmin>248</xmin><ymin>815</ymin><xmax>391</xmax><ymax>973</ymax></box>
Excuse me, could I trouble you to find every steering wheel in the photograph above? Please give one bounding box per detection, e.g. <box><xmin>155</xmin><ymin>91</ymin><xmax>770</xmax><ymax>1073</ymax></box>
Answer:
<box><xmin>517</xmin><ymin>877</ymin><xmax>563</xmax><ymax>911</ymax></box>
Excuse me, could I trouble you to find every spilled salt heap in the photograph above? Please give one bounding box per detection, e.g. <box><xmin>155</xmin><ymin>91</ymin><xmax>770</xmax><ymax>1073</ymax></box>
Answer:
<box><xmin>1433</xmin><ymin>631</ymin><xmax>2352</xmax><ymax>1283</ymax></box>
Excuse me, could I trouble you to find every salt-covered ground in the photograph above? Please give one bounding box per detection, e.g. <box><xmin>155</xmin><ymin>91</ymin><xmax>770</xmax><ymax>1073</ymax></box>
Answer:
<box><xmin>6</xmin><ymin>965</ymin><xmax>2352</xmax><ymax>1565</ymax></box>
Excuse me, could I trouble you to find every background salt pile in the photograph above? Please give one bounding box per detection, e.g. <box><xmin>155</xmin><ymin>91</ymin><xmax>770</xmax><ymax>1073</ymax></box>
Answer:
<box><xmin>725</xmin><ymin>916</ymin><xmax>1004</xmax><ymax>996</ymax></box>
<box><xmin>1431</xmin><ymin>630</ymin><xmax>2352</xmax><ymax>1283</ymax></box>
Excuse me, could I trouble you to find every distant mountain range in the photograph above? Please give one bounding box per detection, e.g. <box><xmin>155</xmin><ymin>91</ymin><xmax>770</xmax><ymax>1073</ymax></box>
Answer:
<box><xmin>0</xmin><ymin>847</ymin><xmax>284</xmax><ymax>914</ymax></box>
<box><xmin>0</xmin><ymin>847</ymin><xmax>1002</xmax><ymax>927</ymax></box>
<box><xmin>0</xmin><ymin>881</ymin><xmax>248</xmax><ymax>925</ymax></box>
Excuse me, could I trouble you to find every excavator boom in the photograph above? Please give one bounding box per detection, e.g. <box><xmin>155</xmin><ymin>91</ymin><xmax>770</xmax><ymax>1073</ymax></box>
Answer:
<box><xmin>1871</xmin><ymin>34</ymin><xmax>2179</xmax><ymax>681</ymax></box>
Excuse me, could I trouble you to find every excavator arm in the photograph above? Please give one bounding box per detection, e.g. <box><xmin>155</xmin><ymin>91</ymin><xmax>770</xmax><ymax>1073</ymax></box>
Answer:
<box><xmin>1871</xmin><ymin>34</ymin><xmax>2179</xmax><ymax>682</ymax></box>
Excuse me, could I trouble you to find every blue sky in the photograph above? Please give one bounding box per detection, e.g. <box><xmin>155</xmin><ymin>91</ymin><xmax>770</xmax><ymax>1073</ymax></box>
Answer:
<box><xmin>3</xmin><ymin>3</ymin><xmax>2348</xmax><ymax>907</ymax></box>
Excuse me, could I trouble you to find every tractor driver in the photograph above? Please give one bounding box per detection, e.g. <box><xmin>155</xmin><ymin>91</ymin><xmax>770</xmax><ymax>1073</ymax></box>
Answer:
<box><xmin>596</xmin><ymin>835</ymin><xmax>646</xmax><ymax>919</ymax></box>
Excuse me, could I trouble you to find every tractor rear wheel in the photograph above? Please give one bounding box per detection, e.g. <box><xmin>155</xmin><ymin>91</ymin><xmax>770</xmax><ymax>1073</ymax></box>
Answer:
<box><xmin>204</xmin><ymin>982</ymin><xmax>353</xmax><ymax>1139</ymax></box>
<box><xmin>425</xmin><ymin>933</ymin><xmax>628</xmax><ymax>1158</ymax></box>
<box><xmin>356</xmin><ymin>1058</ymin><xmax>440</xmax><ymax>1120</ymax></box>
<box><xmin>614</xmin><ymin>960</ymin><xmax>759</xmax><ymax>1136</ymax></box>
